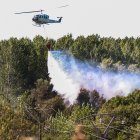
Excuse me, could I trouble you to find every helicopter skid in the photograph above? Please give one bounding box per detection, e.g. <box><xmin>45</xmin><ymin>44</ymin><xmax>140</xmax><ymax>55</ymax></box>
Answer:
<box><xmin>32</xmin><ymin>24</ymin><xmax>41</xmax><ymax>27</ymax></box>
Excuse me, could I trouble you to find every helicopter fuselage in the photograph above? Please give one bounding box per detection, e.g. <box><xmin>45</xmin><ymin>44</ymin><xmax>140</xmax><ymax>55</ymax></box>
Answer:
<box><xmin>32</xmin><ymin>14</ymin><xmax>62</xmax><ymax>25</ymax></box>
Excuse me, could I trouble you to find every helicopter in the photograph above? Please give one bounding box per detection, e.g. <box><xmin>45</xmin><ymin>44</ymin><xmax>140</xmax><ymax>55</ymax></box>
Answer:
<box><xmin>14</xmin><ymin>9</ymin><xmax>63</xmax><ymax>27</ymax></box>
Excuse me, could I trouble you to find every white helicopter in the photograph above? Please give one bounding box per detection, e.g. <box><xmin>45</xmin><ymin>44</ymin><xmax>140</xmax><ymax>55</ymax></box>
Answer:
<box><xmin>15</xmin><ymin>9</ymin><xmax>64</xmax><ymax>27</ymax></box>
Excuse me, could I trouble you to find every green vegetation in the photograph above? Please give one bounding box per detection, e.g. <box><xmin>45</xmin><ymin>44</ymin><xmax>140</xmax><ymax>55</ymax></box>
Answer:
<box><xmin>0</xmin><ymin>34</ymin><xmax>140</xmax><ymax>139</ymax></box>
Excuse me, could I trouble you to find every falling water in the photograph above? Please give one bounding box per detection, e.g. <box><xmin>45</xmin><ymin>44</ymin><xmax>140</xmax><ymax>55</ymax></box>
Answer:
<box><xmin>48</xmin><ymin>51</ymin><xmax>140</xmax><ymax>104</ymax></box>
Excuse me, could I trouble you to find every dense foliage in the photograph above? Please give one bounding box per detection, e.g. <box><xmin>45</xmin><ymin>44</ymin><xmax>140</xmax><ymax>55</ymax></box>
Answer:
<box><xmin>0</xmin><ymin>34</ymin><xmax>140</xmax><ymax>139</ymax></box>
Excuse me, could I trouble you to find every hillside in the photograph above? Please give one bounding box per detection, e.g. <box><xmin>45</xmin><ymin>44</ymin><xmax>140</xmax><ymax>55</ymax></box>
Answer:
<box><xmin>0</xmin><ymin>34</ymin><xmax>140</xmax><ymax>140</ymax></box>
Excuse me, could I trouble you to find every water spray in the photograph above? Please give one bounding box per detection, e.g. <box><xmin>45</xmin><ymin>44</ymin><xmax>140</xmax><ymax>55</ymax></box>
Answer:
<box><xmin>48</xmin><ymin>51</ymin><xmax>140</xmax><ymax>104</ymax></box>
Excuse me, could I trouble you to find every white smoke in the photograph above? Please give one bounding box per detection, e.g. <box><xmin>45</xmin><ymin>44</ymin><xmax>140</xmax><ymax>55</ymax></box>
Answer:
<box><xmin>48</xmin><ymin>51</ymin><xmax>140</xmax><ymax>104</ymax></box>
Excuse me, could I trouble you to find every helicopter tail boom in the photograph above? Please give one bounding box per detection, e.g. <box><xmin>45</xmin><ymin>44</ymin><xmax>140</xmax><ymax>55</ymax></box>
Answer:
<box><xmin>47</xmin><ymin>17</ymin><xmax>63</xmax><ymax>24</ymax></box>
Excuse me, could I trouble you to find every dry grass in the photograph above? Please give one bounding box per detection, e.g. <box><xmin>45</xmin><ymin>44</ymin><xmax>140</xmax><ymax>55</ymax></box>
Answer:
<box><xmin>71</xmin><ymin>124</ymin><xmax>87</xmax><ymax>140</ymax></box>
<box><xmin>19</xmin><ymin>136</ymin><xmax>37</xmax><ymax>140</ymax></box>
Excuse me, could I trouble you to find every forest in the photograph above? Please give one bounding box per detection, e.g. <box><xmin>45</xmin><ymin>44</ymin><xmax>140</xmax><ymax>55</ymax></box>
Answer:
<box><xmin>0</xmin><ymin>34</ymin><xmax>140</xmax><ymax>140</ymax></box>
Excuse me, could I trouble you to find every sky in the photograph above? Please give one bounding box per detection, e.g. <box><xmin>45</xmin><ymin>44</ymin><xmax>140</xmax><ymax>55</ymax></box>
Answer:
<box><xmin>1</xmin><ymin>0</ymin><xmax>140</xmax><ymax>40</ymax></box>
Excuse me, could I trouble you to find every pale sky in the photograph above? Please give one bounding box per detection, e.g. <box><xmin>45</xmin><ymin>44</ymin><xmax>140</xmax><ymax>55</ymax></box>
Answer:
<box><xmin>1</xmin><ymin>0</ymin><xmax>140</xmax><ymax>40</ymax></box>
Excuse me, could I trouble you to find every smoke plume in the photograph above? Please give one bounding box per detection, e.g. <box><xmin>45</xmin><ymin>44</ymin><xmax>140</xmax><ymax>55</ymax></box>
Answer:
<box><xmin>48</xmin><ymin>51</ymin><xmax>140</xmax><ymax>104</ymax></box>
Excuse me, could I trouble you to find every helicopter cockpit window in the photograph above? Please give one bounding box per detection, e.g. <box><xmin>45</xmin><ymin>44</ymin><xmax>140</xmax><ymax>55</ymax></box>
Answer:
<box><xmin>43</xmin><ymin>15</ymin><xmax>49</xmax><ymax>19</ymax></box>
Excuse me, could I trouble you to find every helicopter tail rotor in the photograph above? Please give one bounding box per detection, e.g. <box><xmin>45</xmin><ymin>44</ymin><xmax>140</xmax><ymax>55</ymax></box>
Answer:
<box><xmin>57</xmin><ymin>17</ymin><xmax>63</xmax><ymax>22</ymax></box>
<box><xmin>57</xmin><ymin>17</ymin><xmax>63</xmax><ymax>18</ymax></box>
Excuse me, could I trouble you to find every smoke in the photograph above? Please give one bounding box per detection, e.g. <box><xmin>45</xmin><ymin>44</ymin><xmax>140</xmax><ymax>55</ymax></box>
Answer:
<box><xmin>48</xmin><ymin>51</ymin><xmax>140</xmax><ymax>104</ymax></box>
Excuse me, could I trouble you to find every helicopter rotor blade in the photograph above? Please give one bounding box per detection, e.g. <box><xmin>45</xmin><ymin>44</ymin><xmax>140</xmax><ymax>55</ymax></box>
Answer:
<box><xmin>14</xmin><ymin>10</ymin><xmax>44</xmax><ymax>14</ymax></box>
<box><xmin>56</xmin><ymin>5</ymin><xmax>69</xmax><ymax>8</ymax></box>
